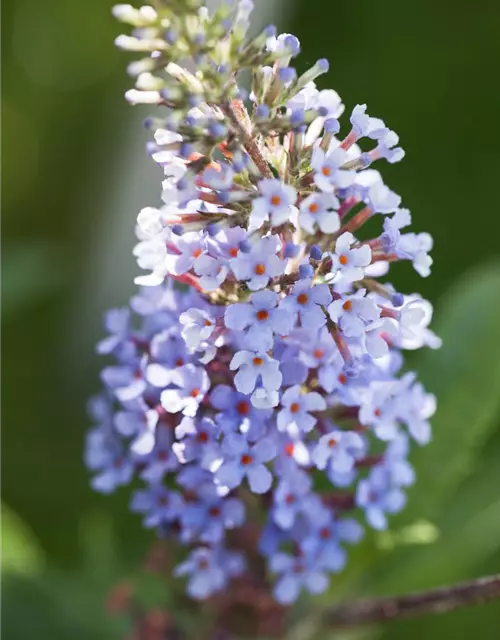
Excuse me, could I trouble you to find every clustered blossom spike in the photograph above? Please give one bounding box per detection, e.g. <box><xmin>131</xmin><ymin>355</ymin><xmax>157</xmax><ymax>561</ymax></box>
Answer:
<box><xmin>87</xmin><ymin>1</ymin><xmax>440</xmax><ymax>606</ymax></box>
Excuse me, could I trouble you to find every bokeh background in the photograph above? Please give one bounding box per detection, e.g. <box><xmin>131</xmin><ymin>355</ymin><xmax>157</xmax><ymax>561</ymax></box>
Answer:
<box><xmin>3</xmin><ymin>0</ymin><xmax>500</xmax><ymax>638</ymax></box>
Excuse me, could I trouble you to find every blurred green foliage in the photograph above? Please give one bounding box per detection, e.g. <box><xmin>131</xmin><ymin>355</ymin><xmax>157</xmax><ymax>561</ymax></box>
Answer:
<box><xmin>2</xmin><ymin>0</ymin><xmax>500</xmax><ymax>638</ymax></box>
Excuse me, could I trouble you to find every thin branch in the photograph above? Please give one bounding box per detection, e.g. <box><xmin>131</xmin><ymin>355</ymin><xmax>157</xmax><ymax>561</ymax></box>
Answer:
<box><xmin>323</xmin><ymin>574</ymin><xmax>500</xmax><ymax>628</ymax></box>
<box><xmin>222</xmin><ymin>99</ymin><xmax>274</xmax><ymax>179</ymax></box>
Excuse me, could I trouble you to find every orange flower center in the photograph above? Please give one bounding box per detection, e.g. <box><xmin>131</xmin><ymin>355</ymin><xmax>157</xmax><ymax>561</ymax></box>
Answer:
<box><xmin>209</xmin><ymin>506</ymin><xmax>221</xmax><ymax>517</ymax></box>
<box><xmin>253</xmin><ymin>357</ymin><xmax>264</xmax><ymax>366</ymax></box>
<box><xmin>254</xmin><ymin>263</ymin><xmax>266</xmax><ymax>275</ymax></box>
<box><xmin>338</xmin><ymin>373</ymin><xmax>348</xmax><ymax>385</ymax></box>
<box><xmin>322</xmin><ymin>166</ymin><xmax>331</xmax><ymax>177</ymax></box>
<box><xmin>203</xmin><ymin>319</ymin><xmax>212</xmax><ymax>327</ymax></box>
<box><xmin>191</xmin><ymin>388</ymin><xmax>200</xmax><ymax>398</ymax></box>
<box><xmin>342</xmin><ymin>300</ymin><xmax>353</xmax><ymax>312</ymax></box>
<box><xmin>313</xmin><ymin>348</ymin><xmax>324</xmax><ymax>359</ymax></box>
<box><xmin>236</xmin><ymin>400</ymin><xmax>250</xmax><ymax>416</ymax></box>
<box><xmin>320</xmin><ymin>527</ymin><xmax>331</xmax><ymax>539</ymax></box>
<box><xmin>197</xmin><ymin>432</ymin><xmax>209</xmax><ymax>443</ymax></box>
<box><xmin>297</xmin><ymin>293</ymin><xmax>309</xmax><ymax>305</ymax></box>
<box><xmin>284</xmin><ymin>443</ymin><xmax>294</xmax><ymax>457</ymax></box>
<box><xmin>309</xmin><ymin>202</ymin><xmax>319</xmax><ymax>214</ymax></box>
<box><xmin>229</xmin><ymin>247</ymin><xmax>238</xmax><ymax>257</ymax></box>
<box><xmin>271</xmin><ymin>195</ymin><xmax>282</xmax><ymax>206</ymax></box>
<box><xmin>240</xmin><ymin>454</ymin><xmax>253</xmax><ymax>466</ymax></box>
<box><xmin>290</xmin><ymin>402</ymin><xmax>301</xmax><ymax>414</ymax></box>
<box><xmin>339</xmin><ymin>255</ymin><xmax>348</xmax><ymax>266</ymax></box>
<box><xmin>175</xmin><ymin>358</ymin><xmax>184</xmax><ymax>367</ymax></box>
<box><xmin>193</xmin><ymin>248</ymin><xmax>202</xmax><ymax>258</ymax></box>
<box><xmin>256</xmin><ymin>310</ymin><xmax>269</xmax><ymax>321</ymax></box>
<box><xmin>328</xmin><ymin>438</ymin><xmax>337</xmax><ymax>448</ymax></box>
<box><xmin>285</xmin><ymin>493</ymin><xmax>295</xmax><ymax>505</ymax></box>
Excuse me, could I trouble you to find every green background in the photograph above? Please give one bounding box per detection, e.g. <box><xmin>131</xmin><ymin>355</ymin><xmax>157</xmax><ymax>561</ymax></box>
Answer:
<box><xmin>2</xmin><ymin>0</ymin><xmax>500</xmax><ymax>637</ymax></box>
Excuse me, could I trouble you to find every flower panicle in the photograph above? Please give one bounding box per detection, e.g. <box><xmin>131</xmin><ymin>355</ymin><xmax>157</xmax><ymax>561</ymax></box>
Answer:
<box><xmin>86</xmin><ymin>1</ymin><xmax>439</xmax><ymax>608</ymax></box>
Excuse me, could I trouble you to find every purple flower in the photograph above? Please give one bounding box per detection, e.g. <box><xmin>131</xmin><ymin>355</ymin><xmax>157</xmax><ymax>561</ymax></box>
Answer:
<box><xmin>179</xmin><ymin>307</ymin><xmax>216</xmax><ymax>351</ymax></box>
<box><xmin>210</xmin><ymin>384</ymin><xmax>271</xmax><ymax>437</ymax></box>
<box><xmin>281</xmin><ymin>279</ymin><xmax>332</xmax><ymax>330</ymax></box>
<box><xmin>202</xmin><ymin>162</ymin><xmax>235</xmax><ymax>192</ymax></box>
<box><xmin>101</xmin><ymin>363</ymin><xmax>148</xmax><ymax>405</ymax></box>
<box><xmin>301</xmin><ymin>529</ymin><xmax>347</xmax><ymax>574</ymax></box>
<box><xmin>216</xmin><ymin>434</ymin><xmax>276</xmax><ymax>494</ymax></box>
<box><xmin>114</xmin><ymin>406</ymin><xmax>149</xmax><ymax>437</ymax></box>
<box><xmin>299</xmin><ymin>193</ymin><xmax>340</xmax><ymax>234</ymax></box>
<box><xmin>397</xmin><ymin>231</ymin><xmax>434</xmax><ymax>277</ymax></box>
<box><xmin>379</xmin><ymin>435</ymin><xmax>416</xmax><ymax>488</ymax></box>
<box><xmin>97</xmin><ymin>308</ymin><xmax>131</xmax><ymax>355</ymax></box>
<box><xmin>298</xmin><ymin>326</ymin><xmax>340</xmax><ymax>367</ymax></box>
<box><xmin>328</xmin><ymin>290</ymin><xmax>380</xmax><ymax>338</ymax></box>
<box><xmin>225</xmin><ymin>290</ymin><xmax>294</xmax><ymax>350</ymax></box>
<box><xmin>230</xmin><ymin>351</ymin><xmax>282</xmax><ymax>397</ymax></box>
<box><xmin>360</xmin><ymin>317</ymin><xmax>396</xmax><ymax>359</ymax></box>
<box><xmin>349</xmin><ymin>104</ymin><xmax>388</xmax><ymax>139</ymax></box>
<box><xmin>173</xmin><ymin>416</ymin><xmax>221</xmax><ymax>468</ymax></box>
<box><xmin>356</xmin><ymin>467</ymin><xmax>406</xmax><ymax>530</ymax></box>
<box><xmin>180</xmin><ymin>495</ymin><xmax>245</xmax><ymax>544</ymax></box>
<box><xmin>90</xmin><ymin>449</ymin><xmax>134</xmax><ymax>494</ymax></box>
<box><xmin>250</xmin><ymin>178</ymin><xmax>297</xmax><ymax>229</ymax></box>
<box><xmin>311</xmin><ymin>146</ymin><xmax>354</xmax><ymax>193</ymax></box>
<box><xmin>165</xmin><ymin>231</ymin><xmax>208</xmax><ymax>275</ymax></box>
<box><xmin>277</xmin><ymin>385</ymin><xmax>326</xmax><ymax>435</ymax></box>
<box><xmin>174</xmin><ymin>547</ymin><xmax>245</xmax><ymax>600</ymax></box>
<box><xmin>139</xmin><ymin>435</ymin><xmax>179</xmax><ymax>484</ymax></box>
<box><xmin>230</xmin><ymin>236</ymin><xmax>286</xmax><ymax>290</ymax></box>
<box><xmin>209</xmin><ymin>226</ymin><xmax>248</xmax><ymax>261</ymax></box>
<box><xmin>312</xmin><ymin>430</ymin><xmax>366</xmax><ymax>474</ymax></box>
<box><xmin>270</xmin><ymin>552</ymin><xmax>329</xmax><ymax>604</ymax></box>
<box><xmin>161</xmin><ymin>364</ymin><xmax>210</xmax><ymax>417</ymax></box>
<box><xmin>330</xmin><ymin>232</ymin><xmax>372</xmax><ymax>282</ymax></box>
<box><xmin>272</xmin><ymin>471</ymin><xmax>315</xmax><ymax>529</ymax></box>
<box><xmin>372</xmin><ymin>130</ymin><xmax>405</xmax><ymax>164</ymax></box>
<box><xmin>193</xmin><ymin>253</ymin><xmax>229</xmax><ymax>291</ymax></box>
<box><xmin>397</xmin><ymin>381</ymin><xmax>436</xmax><ymax>444</ymax></box>
<box><xmin>131</xmin><ymin>485</ymin><xmax>184</xmax><ymax>528</ymax></box>
<box><xmin>365</xmin><ymin>179</ymin><xmax>401</xmax><ymax>214</ymax></box>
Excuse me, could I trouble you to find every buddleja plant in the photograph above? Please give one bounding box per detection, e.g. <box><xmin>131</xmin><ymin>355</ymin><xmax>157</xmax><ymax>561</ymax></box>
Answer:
<box><xmin>84</xmin><ymin>1</ymin><xmax>492</xmax><ymax>636</ymax></box>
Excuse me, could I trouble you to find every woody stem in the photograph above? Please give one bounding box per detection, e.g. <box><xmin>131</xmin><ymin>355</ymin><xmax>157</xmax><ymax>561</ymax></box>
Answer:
<box><xmin>321</xmin><ymin>573</ymin><xmax>500</xmax><ymax>628</ymax></box>
<box><xmin>221</xmin><ymin>99</ymin><xmax>274</xmax><ymax>179</ymax></box>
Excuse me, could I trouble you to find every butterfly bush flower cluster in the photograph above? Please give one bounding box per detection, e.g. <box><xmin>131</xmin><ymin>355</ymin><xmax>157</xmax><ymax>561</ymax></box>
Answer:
<box><xmin>87</xmin><ymin>0</ymin><xmax>440</xmax><ymax>605</ymax></box>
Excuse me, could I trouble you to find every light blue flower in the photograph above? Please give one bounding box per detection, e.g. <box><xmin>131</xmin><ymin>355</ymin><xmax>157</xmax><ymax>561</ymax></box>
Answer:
<box><xmin>225</xmin><ymin>289</ymin><xmax>294</xmax><ymax>350</ymax></box>
<box><xmin>281</xmin><ymin>278</ymin><xmax>332</xmax><ymax>330</ymax></box>
<box><xmin>249</xmin><ymin>178</ymin><xmax>297</xmax><ymax>229</ymax></box>
<box><xmin>216</xmin><ymin>434</ymin><xmax>276</xmax><ymax>494</ymax></box>
<box><xmin>229</xmin><ymin>350</ymin><xmax>282</xmax><ymax>397</ymax></box>
<box><xmin>230</xmin><ymin>235</ymin><xmax>286</xmax><ymax>290</ymax></box>
<box><xmin>277</xmin><ymin>385</ymin><xmax>326</xmax><ymax>435</ymax></box>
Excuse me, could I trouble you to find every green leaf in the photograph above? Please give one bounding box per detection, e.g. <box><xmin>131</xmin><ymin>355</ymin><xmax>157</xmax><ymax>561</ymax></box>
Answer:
<box><xmin>403</xmin><ymin>261</ymin><xmax>500</xmax><ymax>522</ymax></box>
<box><xmin>372</xmin><ymin>437</ymin><xmax>500</xmax><ymax>593</ymax></box>
<box><xmin>1</xmin><ymin>503</ymin><xmax>45</xmax><ymax>576</ymax></box>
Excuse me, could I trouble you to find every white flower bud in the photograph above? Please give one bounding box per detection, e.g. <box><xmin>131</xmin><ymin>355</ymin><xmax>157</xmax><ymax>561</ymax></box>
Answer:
<box><xmin>125</xmin><ymin>89</ymin><xmax>162</xmax><ymax>105</ymax></box>
<box><xmin>112</xmin><ymin>4</ymin><xmax>157</xmax><ymax>27</ymax></box>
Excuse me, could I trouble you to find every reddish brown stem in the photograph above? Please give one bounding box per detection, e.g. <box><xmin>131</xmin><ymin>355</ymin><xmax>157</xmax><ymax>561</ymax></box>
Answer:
<box><xmin>322</xmin><ymin>574</ymin><xmax>500</xmax><ymax>628</ymax></box>
<box><xmin>222</xmin><ymin>99</ymin><xmax>273</xmax><ymax>179</ymax></box>
<box><xmin>323</xmin><ymin>491</ymin><xmax>355</xmax><ymax>510</ymax></box>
